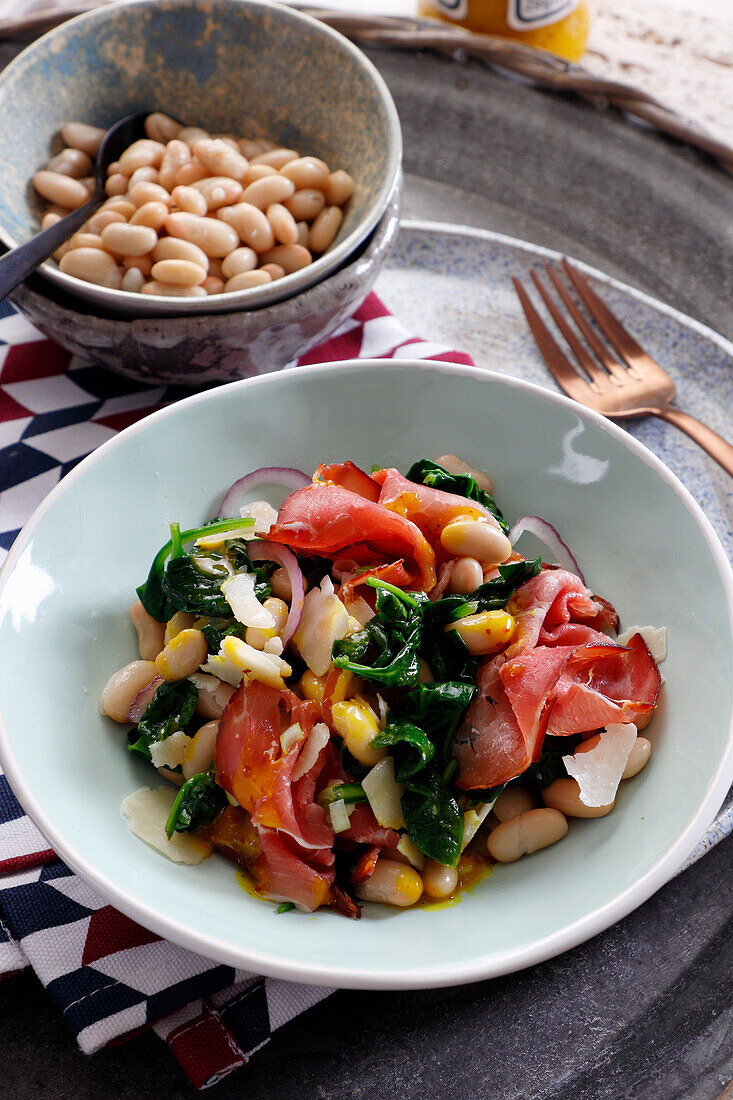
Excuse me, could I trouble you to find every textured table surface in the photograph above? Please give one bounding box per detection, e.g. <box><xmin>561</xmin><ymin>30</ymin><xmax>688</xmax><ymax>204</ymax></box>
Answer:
<box><xmin>1</xmin><ymin>30</ymin><xmax>732</xmax><ymax>1100</ymax></box>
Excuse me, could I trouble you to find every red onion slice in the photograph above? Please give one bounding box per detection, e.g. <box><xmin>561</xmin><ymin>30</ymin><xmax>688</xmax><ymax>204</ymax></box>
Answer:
<box><xmin>128</xmin><ymin>675</ymin><xmax>163</xmax><ymax>724</ymax></box>
<box><xmin>248</xmin><ymin>540</ymin><xmax>305</xmax><ymax>645</ymax></box>
<box><xmin>219</xmin><ymin>466</ymin><xmax>310</xmax><ymax>518</ymax></box>
<box><xmin>509</xmin><ymin>516</ymin><xmax>585</xmax><ymax>584</ymax></box>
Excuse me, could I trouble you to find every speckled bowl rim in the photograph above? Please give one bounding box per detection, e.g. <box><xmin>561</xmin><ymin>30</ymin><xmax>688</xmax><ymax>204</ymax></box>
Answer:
<box><xmin>0</xmin><ymin>0</ymin><xmax>402</xmax><ymax>317</ymax></box>
<box><xmin>0</xmin><ymin>357</ymin><xmax>731</xmax><ymax>989</ymax></box>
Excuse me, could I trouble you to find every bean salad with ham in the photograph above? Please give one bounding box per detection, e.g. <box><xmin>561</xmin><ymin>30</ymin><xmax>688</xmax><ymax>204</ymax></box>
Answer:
<box><xmin>101</xmin><ymin>456</ymin><xmax>662</xmax><ymax>915</ymax></box>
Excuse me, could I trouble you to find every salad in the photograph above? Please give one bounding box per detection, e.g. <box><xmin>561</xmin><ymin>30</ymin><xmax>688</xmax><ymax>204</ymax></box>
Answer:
<box><xmin>101</xmin><ymin>456</ymin><xmax>663</xmax><ymax>915</ymax></box>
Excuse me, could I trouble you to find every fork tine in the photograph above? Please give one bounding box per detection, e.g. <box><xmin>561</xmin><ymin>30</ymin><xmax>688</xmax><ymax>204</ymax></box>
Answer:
<box><xmin>544</xmin><ymin>264</ymin><xmax>628</xmax><ymax>386</ymax></box>
<box><xmin>529</xmin><ymin>269</ymin><xmax>609</xmax><ymax>394</ymax></box>
<box><xmin>511</xmin><ymin>276</ymin><xmax>592</xmax><ymax>402</ymax></box>
<box><xmin>562</xmin><ymin>259</ymin><xmax>656</xmax><ymax>378</ymax></box>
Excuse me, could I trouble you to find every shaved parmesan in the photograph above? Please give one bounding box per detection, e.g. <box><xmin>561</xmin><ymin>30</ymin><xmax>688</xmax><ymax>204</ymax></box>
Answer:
<box><xmin>293</xmin><ymin>575</ymin><xmax>350</xmax><ymax>676</ymax></box>
<box><xmin>201</xmin><ymin>635</ymin><xmax>291</xmax><ymax>690</ymax></box>
<box><xmin>280</xmin><ymin>722</ymin><xmax>304</xmax><ymax>754</ymax></box>
<box><xmin>563</xmin><ymin>723</ymin><xmax>637</xmax><ymax>807</ymax></box>
<box><xmin>121</xmin><ymin>787</ymin><xmax>211</xmax><ymax>864</ymax></box>
<box><xmin>617</xmin><ymin>625</ymin><xmax>667</xmax><ymax>663</ymax></box>
<box><xmin>397</xmin><ymin>835</ymin><xmax>425</xmax><ymax>870</ymax></box>
<box><xmin>264</xmin><ymin>636</ymin><xmax>284</xmax><ymax>656</ymax></box>
<box><xmin>240</xmin><ymin>500</ymin><xmax>279</xmax><ymax>535</ymax></box>
<box><xmin>329</xmin><ymin>798</ymin><xmax>353</xmax><ymax>833</ymax></box>
<box><xmin>291</xmin><ymin>722</ymin><xmax>331</xmax><ymax>781</ymax></box>
<box><xmin>461</xmin><ymin>798</ymin><xmax>497</xmax><ymax>851</ymax></box>
<box><xmin>222</xmin><ymin>572</ymin><xmax>275</xmax><ymax>629</ymax></box>
<box><xmin>149</xmin><ymin>729</ymin><xmax>190</xmax><ymax>769</ymax></box>
<box><xmin>362</xmin><ymin>756</ymin><xmax>406</xmax><ymax>830</ymax></box>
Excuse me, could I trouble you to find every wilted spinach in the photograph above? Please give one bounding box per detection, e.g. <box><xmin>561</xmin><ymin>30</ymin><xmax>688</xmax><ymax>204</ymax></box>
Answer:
<box><xmin>394</xmin><ymin>682</ymin><xmax>475</xmax><ymax>732</ymax></box>
<box><xmin>371</xmin><ymin>718</ymin><xmax>436</xmax><ymax>780</ymax></box>
<box><xmin>331</xmin><ymin>581</ymin><xmax>428</xmax><ymax>687</ymax></box>
<box><xmin>405</xmin><ymin>459</ymin><xmax>509</xmax><ymax>534</ymax></box>
<box><xmin>165</xmin><ymin>770</ymin><xmax>225</xmax><ymax>837</ymax></box>
<box><xmin>523</xmin><ymin>734</ymin><xmax>582</xmax><ymax>790</ymax></box>
<box><xmin>128</xmin><ymin>680</ymin><xmax>198</xmax><ymax>760</ymax></box>
<box><xmin>201</xmin><ymin>620</ymin><xmax>245</xmax><ymax>654</ymax></box>
<box><xmin>402</xmin><ymin>767</ymin><xmax>464</xmax><ymax>867</ymax></box>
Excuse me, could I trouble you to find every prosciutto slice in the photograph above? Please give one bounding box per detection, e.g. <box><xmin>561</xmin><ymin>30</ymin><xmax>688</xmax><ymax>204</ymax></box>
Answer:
<box><xmin>373</xmin><ymin>467</ymin><xmax>496</xmax><ymax>547</ymax></box>
<box><xmin>253</xmin><ymin>828</ymin><xmax>334</xmax><ymax>912</ymax></box>
<box><xmin>454</xmin><ymin>633</ymin><xmax>661</xmax><ymax>788</ymax></box>
<box><xmin>316</xmin><ymin>460</ymin><xmax>381</xmax><ymax>502</ymax></box>
<box><xmin>507</xmin><ymin>567</ymin><xmax>619</xmax><ymax>654</ymax></box>
<box><xmin>215</xmin><ymin>680</ymin><xmax>333</xmax><ymax>850</ymax></box>
<box><xmin>317</xmin><ymin>742</ymin><xmax>399</xmax><ymax>849</ymax></box>
<box><xmin>267</xmin><ymin>482</ymin><xmax>436</xmax><ymax>591</ymax></box>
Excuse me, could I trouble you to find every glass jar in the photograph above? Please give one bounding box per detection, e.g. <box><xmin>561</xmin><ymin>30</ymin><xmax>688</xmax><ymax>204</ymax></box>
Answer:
<box><xmin>417</xmin><ymin>0</ymin><xmax>590</xmax><ymax>62</ymax></box>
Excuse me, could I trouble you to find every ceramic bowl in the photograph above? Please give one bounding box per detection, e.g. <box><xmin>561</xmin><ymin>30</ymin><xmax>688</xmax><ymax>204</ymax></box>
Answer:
<box><xmin>0</xmin><ymin>359</ymin><xmax>731</xmax><ymax>988</ymax></box>
<box><xmin>0</xmin><ymin>0</ymin><xmax>401</xmax><ymax>316</ymax></box>
<box><xmin>8</xmin><ymin>185</ymin><xmax>400</xmax><ymax>384</ymax></box>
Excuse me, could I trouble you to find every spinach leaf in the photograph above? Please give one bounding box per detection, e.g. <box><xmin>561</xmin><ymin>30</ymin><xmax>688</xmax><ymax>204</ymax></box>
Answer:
<box><xmin>371</xmin><ymin>718</ymin><xmax>435</xmax><ymax>780</ymax></box>
<box><xmin>523</xmin><ymin>734</ymin><xmax>582</xmax><ymax>790</ymax></box>
<box><xmin>394</xmin><ymin>682</ymin><xmax>475</xmax><ymax>732</ymax></box>
<box><xmin>165</xmin><ymin>770</ymin><xmax>225</xmax><ymax>837</ymax></box>
<box><xmin>127</xmin><ymin>680</ymin><xmax>198</xmax><ymax>760</ymax></box>
<box><xmin>402</xmin><ymin>766</ymin><xmax>464</xmax><ymax>867</ymax></box>
<box><xmin>465</xmin><ymin>782</ymin><xmax>506</xmax><ymax>808</ymax></box>
<box><xmin>320</xmin><ymin>782</ymin><xmax>368</xmax><ymax>806</ymax></box>
<box><xmin>405</xmin><ymin>459</ymin><xmax>509</xmax><ymax>534</ymax></box>
<box><xmin>162</xmin><ymin>555</ymin><xmax>233</xmax><ymax>618</ymax></box>
<box><xmin>201</xmin><ymin>619</ymin><xmax>245</xmax><ymax>654</ymax></box>
<box><xmin>331</xmin><ymin>581</ymin><xmax>428</xmax><ymax>687</ymax></box>
<box><xmin>421</xmin><ymin>623</ymin><xmax>479</xmax><ymax>687</ymax></box>
<box><xmin>426</xmin><ymin>558</ymin><xmax>543</xmax><ymax>628</ymax></box>
<box><xmin>227</xmin><ymin>541</ymin><xmax>278</xmax><ymax>600</ymax></box>
<box><xmin>137</xmin><ymin>518</ymin><xmax>254</xmax><ymax>622</ymax></box>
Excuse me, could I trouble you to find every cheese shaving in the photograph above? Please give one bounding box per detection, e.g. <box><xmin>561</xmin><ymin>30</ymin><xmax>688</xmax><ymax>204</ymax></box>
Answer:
<box><xmin>121</xmin><ymin>787</ymin><xmax>211</xmax><ymax>864</ymax></box>
<box><xmin>149</xmin><ymin>729</ymin><xmax>190</xmax><ymax>769</ymax></box>
<box><xmin>563</xmin><ymin>723</ymin><xmax>637</xmax><ymax>807</ymax></box>
<box><xmin>617</xmin><ymin>625</ymin><xmax>667</xmax><ymax>663</ymax></box>
<box><xmin>222</xmin><ymin>572</ymin><xmax>275</xmax><ymax>629</ymax></box>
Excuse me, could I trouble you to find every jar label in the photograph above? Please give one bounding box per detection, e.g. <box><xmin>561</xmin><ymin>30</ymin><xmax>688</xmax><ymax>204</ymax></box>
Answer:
<box><xmin>421</xmin><ymin>0</ymin><xmax>469</xmax><ymax>21</ymax></box>
<box><xmin>506</xmin><ymin>0</ymin><xmax>580</xmax><ymax>30</ymax></box>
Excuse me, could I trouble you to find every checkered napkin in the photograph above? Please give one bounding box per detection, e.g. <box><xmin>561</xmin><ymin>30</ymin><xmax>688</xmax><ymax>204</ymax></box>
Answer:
<box><xmin>0</xmin><ymin>291</ymin><xmax>474</xmax><ymax>1089</ymax></box>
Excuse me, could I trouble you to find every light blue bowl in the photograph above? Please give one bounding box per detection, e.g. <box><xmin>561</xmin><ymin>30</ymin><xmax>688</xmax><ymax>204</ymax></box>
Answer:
<box><xmin>0</xmin><ymin>0</ymin><xmax>402</xmax><ymax>315</ymax></box>
<box><xmin>0</xmin><ymin>360</ymin><xmax>731</xmax><ymax>987</ymax></box>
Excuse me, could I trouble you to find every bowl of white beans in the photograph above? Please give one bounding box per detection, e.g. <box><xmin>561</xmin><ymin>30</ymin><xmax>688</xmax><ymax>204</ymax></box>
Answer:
<box><xmin>0</xmin><ymin>0</ymin><xmax>401</xmax><ymax>317</ymax></box>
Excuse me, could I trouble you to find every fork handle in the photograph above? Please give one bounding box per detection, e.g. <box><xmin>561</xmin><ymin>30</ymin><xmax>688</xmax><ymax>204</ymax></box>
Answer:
<box><xmin>657</xmin><ymin>407</ymin><xmax>733</xmax><ymax>478</ymax></box>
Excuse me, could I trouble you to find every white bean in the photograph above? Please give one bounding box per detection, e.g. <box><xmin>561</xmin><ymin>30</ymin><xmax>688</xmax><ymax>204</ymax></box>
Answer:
<box><xmin>202</xmin><ymin>275</ymin><xmax>225</xmax><ymax>295</ymax></box>
<box><xmin>182</xmin><ymin>721</ymin><xmax>219</xmax><ymax>780</ymax></box>
<box><xmin>141</xmin><ymin>281</ymin><xmax>207</xmax><ymax>297</ymax></box>
<box><xmin>59</xmin><ymin>247</ymin><xmax>121</xmax><ymax>288</ymax></box>
<box><xmin>217</xmin><ymin>203</ymin><xmax>274</xmax><ymax>252</ymax></box>
<box><xmin>130</xmin><ymin>600</ymin><xmax>166</xmax><ymax>660</ymax></box>
<box><xmin>145</xmin><ymin>112</ymin><xmax>182</xmax><ymax>144</ymax></box>
<box><xmin>171</xmin><ymin>185</ymin><xmax>208</xmax><ymax>216</ymax></box>
<box><xmin>240</xmin><ymin>174</ymin><xmax>295</xmax><ymax>211</ymax></box>
<box><xmin>266</xmin><ymin>203</ymin><xmax>299</xmax><ymax>246</ymax></box>
<box><xmin>68</xmin><ymin>231</ymin><xmax>104</xmax><ymax>250</ymax></box>
<box><xmin>178</xmin><ymin>126</ymin><xmax>210</xmax><ymax>146</ymax></box>
<box><xmin>151</xmin><ymin>259</ymin><xmax>207</xmax><ymax>286</ymax></box>
<box><xmin>259</xmin><ymin>262</ymin><xmax>286</xmax><ymax>281</ymax></box>
<box><xmin>121</xmin><ymin>267</ymin><xmax>145</xmax><ymax>293</ymax></box>
<box><xmin>165</xmin><ymin>212</ymin><xmax>239</xmax><ymax>257</ymax></box>
<box><xmin>100</xmin><ymin>660</ymin><xmax>158</xmax><ymax>722</ymax></box>
<box><xmin>128</xmin><ymin>181</ymin><xmax>171</xmax><ymax>208</ymax></box>
<box><xmin>487</xmin><ymin>808</ymin><xmax>568</xmax><ymax>862</ymax></box>
<box><xmin>448</xmin><ymin>557</ymin><xmax>484</xmax><ymax>594</ymax></box>
<box><xmin>542</xmin><ymin>777</ymin><xmax>615</xmax><ymax>818</ymax></box>
<box><xmin>194</xmin><ymin>674</ymin><xmax>235</xmax><ymax>719</ymax></box>
<box><xmin>440</xmin><ymin>516</ymin><xmax>512</xmax><ymax>565</ymax></box>
<box><xmin>158</xmin><ymin>139</ymin><xmax>191</xmax><ymax>190</ymax></box>
<box><xmin>85</xmin><ymin>209</ymin><xmax>126</xmax><ymax>234</ymax></box>
<box><xmin>492</xmin><ymin>786</ymin><xmax>536</xmax><ymax>822</ymax></box>
<box><xmin>436</xmin><ymin>454</ymin><xmax>494</xmax><ymax>494</ymax></box>
<box><xmin>623</xmin><ymin>737</ymin><xmax>652</xmax><ymax>779</ymax></box>
<box><xmin>102</xmin><ymin>197</ymin><xmax>136</xmax><ymax>220</ymax></box>
<box><xmin>354</xmin><ymin>859</ymin><xmax>423</xmax><ymax>907</ymax></box>
<box><xmin>61</xmin><ymin>121</ymin><xmax>105</xmax><ymax>156</ymax></box>
<box><xmin>128</xmin><ymin>166</ymin><xmax>159</xmax><ymax>189</ymax></box>
<box><xmin>221</xmin><ymin>247</ymin><xmax>258</xmax><ymax>278</ymax></box>
<box><xmin>155</xmin><ymin>628</ymin><xmax>208</xmax><ymax>681</ymax></box>
<box><xmin>242</xmin><ymin>164</ymin><xmax>278</xmax><ymax>185</ymax></box>
<box><xmin>309</xmin><ymin>205</ymin><xmax>343</xmax><ymax>252</ymax></box>
<box><xmin>129</xmin><ymin>201</ymin><xmax>169</xmax><ymax>230</ymax></box>
<box><xmin>250</xmin><ymin>148</ymin><xmax>299</xmax><ymax>169</ymax></box>
<box><xmin>284</xmin><ymin>188</ymin><xmax>326</xmax><ymax>223</ymax></box>
<box><xmin>259</xmin><ymin>244</ymin><xmax>312</xmax><ymax>273</ymax></box>
<box><xmin>224</xmin><ymin>270</ymin><xmax>271</xmax><ymax>292</ymax></box>
<box><xmin>33</xmin><ymin>170</ymin><xmax>89</xmax><ymax>209</ymax></box>
<box><xmin>174</xmin><ymin>162</ymin><xmax>208</xmax><ymax>187</ymax></box>
<box><xmin>105</xmin><ymin>173</ymin><xmax>129</xmax><ymax>197</ymax></box>
<box><xmin>422</xmin><ymin>859</ymin><xmax>458</xmax><ymax>899</ymax></box>
<box><xmin>152</xmin><ymin>236</ymin><xmax>209</xmax><ymax>271</ymax></box>
<box><xmin>324</xmin><ymin>169</ymin><xmax>354</xmax><ymax>205</ymax></box>
<box><xmin>193</xmin><ymin>138</ymin><xmax>249</xmax><ymax>181</ymax></box>
<box><xmin>192</xmin><ymin>175</ymin><xmax>243</xmax><ymax>210</ymax></box>
<box><xmin>100</xmin><ymin>222</ymin><xmax>158</xmax><ymax>257</ymax></box>
<box><xmin>280</xmin><ymin>155</ymin><xmax>330</xmax><ymax>190</ymax></box>
<box><xmin>47</xmin><ymin>147</ymin><xmax>93</xmax><ymax>178</ymax></box>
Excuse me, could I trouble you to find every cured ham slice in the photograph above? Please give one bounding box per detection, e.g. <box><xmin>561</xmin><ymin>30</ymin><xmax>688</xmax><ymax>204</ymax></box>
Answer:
<box><xmin>453</xmin><ymin>633</ymin><xmax>661</xmax><ymax>788</ymax></box>
<box><xmin>317</xmin><ymin>742</ymin><xmax>399</xmax><ymax>849</ymax></box>
<box><xmin>316</xmin><ymin>460</ymin><xmax>380</xmax><ymax>502</ymax></box>
<box><xmin>267</xmin><ymin>482</ymin><xmax>436</xmax><ymax>591</ymax></box>
<box><xmin>373</xmin><ymin>467</ymin><xmax>496</xmax><ymax>547</ymax></box>
<box><xmin>215</xmin><ymin>680</ymin><xmax>333</xmax><ymax>850</ymax></box>
<box><xmin>507</xmin><ymin>567</ymin><xmax>619</xmax><ymax>654</ymax></box>
<box><xmin>253</xmin><ymin>828</ymin><xmax>334</xmax><ymax>912</ymax></box>
<box><xmin>547</xmin><ymin>635</ymin><xmax>661</xmax><ymax>737</ymax></box>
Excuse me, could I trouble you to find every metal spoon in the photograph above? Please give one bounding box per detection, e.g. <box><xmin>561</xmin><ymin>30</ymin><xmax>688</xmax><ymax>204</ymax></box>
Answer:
<box><xmin>0</xmin><ymin>111</ymin><xmax>149</xmax><ymax>302</ymax></box>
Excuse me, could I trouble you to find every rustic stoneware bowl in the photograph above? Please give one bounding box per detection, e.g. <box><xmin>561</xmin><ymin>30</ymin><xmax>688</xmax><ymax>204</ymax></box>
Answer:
<box><xmin>0</xmin><ymin>0</ymin><xmax>401</xmax><ymax>316</ymax></box>
<box><xmin>8</xmin><ymin>186</ymin><xmax>401</xmax><ymax>384</ymax></box>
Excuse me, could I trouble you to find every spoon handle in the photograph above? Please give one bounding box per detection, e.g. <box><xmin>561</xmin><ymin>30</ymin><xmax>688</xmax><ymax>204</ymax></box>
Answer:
<box><xmin>0</xmin><ymin>194</ymin><xmax>102</xmax><ymax>302</ymax></box>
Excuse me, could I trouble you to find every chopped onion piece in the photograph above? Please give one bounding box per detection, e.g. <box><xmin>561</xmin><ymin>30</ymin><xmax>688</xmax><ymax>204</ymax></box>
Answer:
<box><xmin>248</xmin><ymin>541</ymin><xmax>304</xmax><ymax>645</ymax></box>
<box><xmin>362</xmin><ymin>757</ymin><xmax>406</xmax><ymax>830</ymax></box>
<box><xmin>280</xmin><ymin>721</ymin><xmax>304</xmax><ymax>754</ymax></box>
<box><xmin>121</xmin><ymin>788</ymin><xmax>211</xmax><ymax>864</ymax></box>
<box><xmin>150</xmin><ymin>729</ymin><xmax>190</xmax><ymax>769</ymax></box>
<box><xmin>509</xmin><ymin>515</ymin><xmax>585</xmax><ymax>583</ymax></box>
<box><xmin>328</xmin><ymin>799</ymin><xmax>353</xmax><ymax>834</ymax></box>
<box><xmin>617</xmin><ymin>625</ymin><xmax>667</xmax><ymax>663</ymax></box>
<box><xmin>219</xmin><ymin>467</ymin><xmax>310</xmax><ymax>518</ymax></box>
<box><xmin>563</xmin><ymin>723</ymin><xmax>637</xmax><ymax>807</ymax></box>
<box><xmin>222</xmin><ymin>572</ymin><xmax>275</xmax><ymax>629</ymax></box>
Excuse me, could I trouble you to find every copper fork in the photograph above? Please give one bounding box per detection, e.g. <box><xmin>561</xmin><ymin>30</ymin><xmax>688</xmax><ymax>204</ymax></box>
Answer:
<box><xmin>512</xmin><ymin>259</ymin><xmax>733</xmax><ymax>477</ymax></box>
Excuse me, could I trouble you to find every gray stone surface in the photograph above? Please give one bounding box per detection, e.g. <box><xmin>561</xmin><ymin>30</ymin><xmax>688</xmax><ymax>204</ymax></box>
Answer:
<box><xmin>0</xmin><ymin>39</ymin><xmax>731</xmax><ymax>1099</ymax></box>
